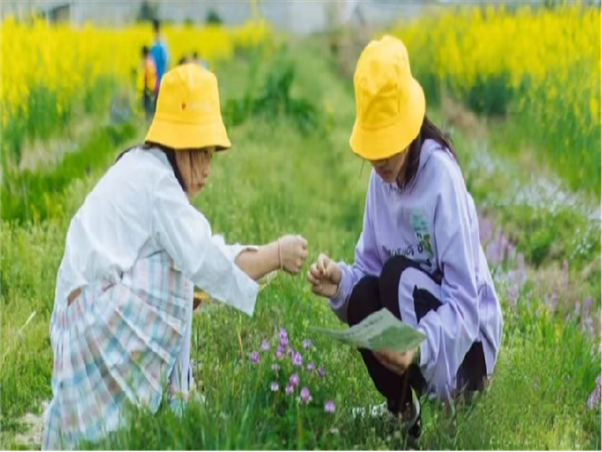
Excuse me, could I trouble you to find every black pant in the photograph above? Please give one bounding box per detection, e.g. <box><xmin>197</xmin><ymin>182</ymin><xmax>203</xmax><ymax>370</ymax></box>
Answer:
<box><xmin>143</xmin><ymin>92</ymin><xmax>155</xmax><ymax>121</ymax></box>
<box><xmin>347</xmin><ymin>256</ymin><xmax>487</xmax><ymax>413</ymax></box>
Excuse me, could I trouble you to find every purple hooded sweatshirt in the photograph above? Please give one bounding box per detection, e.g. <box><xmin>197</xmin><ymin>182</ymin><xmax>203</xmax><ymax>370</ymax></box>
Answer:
<box><xmin>329</xmin><ymin>139</ymin><xmax>503</xmax><ymax>399</ymax></box>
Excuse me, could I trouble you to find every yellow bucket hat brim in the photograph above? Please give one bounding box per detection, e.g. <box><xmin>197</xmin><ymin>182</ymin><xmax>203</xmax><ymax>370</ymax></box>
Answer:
<box><xmin>145</xmin><ymin>117</ymin><xmax>231</xmax><ymax>151</ymax></box>
<box><xmin>349</xmin><ymin>77</ymin><xmax>426</xmax><ymax>161</ymax></box>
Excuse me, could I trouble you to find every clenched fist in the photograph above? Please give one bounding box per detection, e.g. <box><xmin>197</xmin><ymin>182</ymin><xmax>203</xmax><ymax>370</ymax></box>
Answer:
<box><xmin>307</xmin><ymin>253</ymin><xmax>342</xmax><ymax>298</ymax></box>
<box><xmin>278</xmin><ymin>235</ymin><xmax>308</xmax><ymax>274</ymax></box>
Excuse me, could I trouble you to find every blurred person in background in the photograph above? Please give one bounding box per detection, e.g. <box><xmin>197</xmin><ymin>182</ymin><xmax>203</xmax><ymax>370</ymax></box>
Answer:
<box><xmin>42</xmin><ymin>63</ymin><xmax>309</xmax><ymax>450</ymax></box>
<box><xmin>150</xmin><ymin>19</ymin><xmax>169</xmax><ymax>96</ymax></box>
<box><xmin>138</xmin><ymin>45</ymin><xmax>157</xmax><ymax>120</ymax></box>
<box><xmin>307</xmin><ymin>35</ymin><xmax>503</xmax><ymax>445</ymax></box>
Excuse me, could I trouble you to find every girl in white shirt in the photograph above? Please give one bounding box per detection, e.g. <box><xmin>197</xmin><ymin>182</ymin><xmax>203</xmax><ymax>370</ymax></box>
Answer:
<box><xmin>42</xmin><ymin>63</ymin><xmax>308</xmax><ymax>450</ymax></box>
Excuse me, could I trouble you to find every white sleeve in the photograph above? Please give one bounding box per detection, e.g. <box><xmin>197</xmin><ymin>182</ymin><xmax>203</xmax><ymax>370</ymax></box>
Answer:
<box><xmin>151</xmin><ymin>174</ymin><xmax>259</xmax><ymax>316</ymax></box>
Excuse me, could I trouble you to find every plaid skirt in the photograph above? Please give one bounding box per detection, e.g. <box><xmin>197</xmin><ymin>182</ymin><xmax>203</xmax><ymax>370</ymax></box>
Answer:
<box><xmin>42</xmin><ymin>251</ymin><xmax>194</xmax><ymax>450</ymax></box>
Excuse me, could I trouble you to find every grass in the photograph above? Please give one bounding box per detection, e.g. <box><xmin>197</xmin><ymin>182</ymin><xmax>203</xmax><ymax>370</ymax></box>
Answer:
<box><xmin>1</xmin><ymin>39</ymin><xmax>600</xmax><ymax>450</ymax></box>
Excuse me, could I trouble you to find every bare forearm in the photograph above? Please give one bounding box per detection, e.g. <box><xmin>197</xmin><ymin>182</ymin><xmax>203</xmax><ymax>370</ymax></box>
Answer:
<box><xmin>235</xmin><ymin>241</ymin><xmax>280</xmax><ymax>281</ymax></box>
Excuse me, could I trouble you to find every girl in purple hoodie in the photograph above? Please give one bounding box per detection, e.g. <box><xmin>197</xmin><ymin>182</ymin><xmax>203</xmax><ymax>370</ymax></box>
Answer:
<box><xmin>307</xmin><ymin>35</ymin><xmax>503</xmax><ymax>441</ymax></box>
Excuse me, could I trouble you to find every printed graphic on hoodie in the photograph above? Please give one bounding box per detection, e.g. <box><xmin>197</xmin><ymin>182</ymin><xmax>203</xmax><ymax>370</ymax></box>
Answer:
<box><xmin>410</xmin><ymin>209</ymin><xmax>434</xmax><ymax>259</ymax></box>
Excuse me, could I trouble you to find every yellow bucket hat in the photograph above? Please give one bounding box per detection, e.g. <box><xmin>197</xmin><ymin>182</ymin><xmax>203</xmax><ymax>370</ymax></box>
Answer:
<box><xmin>350</xmin><ymin>35</ymin><xmax>425</xmax><ymax>161</ymax></box>
<box><xmin>146</xmin><ymin>63</ymin><xmax>231</xmax><ymax>150</ymax></box>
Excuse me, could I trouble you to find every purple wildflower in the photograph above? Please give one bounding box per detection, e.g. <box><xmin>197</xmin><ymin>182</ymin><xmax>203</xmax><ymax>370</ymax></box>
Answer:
<box><xmin>279</xmin><ymin>328</ymin><xmax>289</xmax><ymax>347</ymax></box>
<box><xmin>302</xmin><ymin>339</ymin><xmax>312</xmax><ymax>349</ymax></box>
<box><xmin>545</xmin><ymin>293</ymin><xmax>558</xmax><ymax>313</ymax></box>
<box><xmin>261</xmin><ymin>340</ymin><xmax>270</xmax><ymax>351</ymax></box>
<box><xmin>275</xmin><ymin>348</ymin><xmax>284</xmax><ymax>360</ymax></box>
<box><xmin>318</xmin><ymin>366</ymin><xmax>326</xmax><ymax>378</ymax></box>
<box><xmin>500</xmin><ymin>235</ymin><xmax>509</xmax><ymax>261</ymax></box>
<box><xmin>586</xmin><ymin>375</ymin><xmax>601</xmax><ymax>410</ymax></box>
<box><xmin>583</xmin><ymin>317</ymin><xmax>595</xmax><ymax>340</ymax></box>
<box><xmin>270</xmin><ymin>382</ymin><xmax>279</xmax><ymax>392</ymax></box>
<box><xmin>300</xmin><ymin>387</ymin><xmax>311</xmax><ymax>404</ymax></box>
<box><xmin>507</xmin><ymin>244</ymin><xmax>516</xmax><ymax>262</ymax></box>
<box><xmin>507</xmin><ymin>283</ymin><xmax>519</xmax><ymax>307</ymax></box>
<box><xmin>517</xmin><ymin>253</ymin><xmax>526</xmax><ymax>280</ymax></box>
<box><xmin>271</xmin><ymin>364</ymin><xmax>280</xmax><ymax>372</ymax></box>
<box><xmin>289</xmin><ymin>373</ymin><xmax>300</xmax><ymax>387</ymax></box>
<box><xmin>285</xmin><ymin>384</ymin><xmax>294</xmax><ymax>395</ymax></box>
<box><xmin>583</xmin><ymin>297</ymin><xmax>592</xmax><ymax>316</ymax></box>
<box><xmin>250</xmin><ymin>351</ymin><xmax>260</xmax><ymax>364</ymax></box>
<box><xmin>307</xmin><ymin>362</ymin><xmax>315</xmax><ymax>371</ymax></box>
<box><xmin>324</xmin><ymin>400</ymin><xmax>336</xmax><ymax>413</ymax></box>
<box><xmin>292</xmin><ymin>352</ymin><xmax>302</xmax><ymax>367</ymax></box>
<box><xmin>479</xmin><ymin>217</ymin><xmax>494</xmax><ymax>243</ymax></box>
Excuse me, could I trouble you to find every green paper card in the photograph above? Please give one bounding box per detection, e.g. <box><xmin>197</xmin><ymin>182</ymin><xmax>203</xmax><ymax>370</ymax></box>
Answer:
<box><xmin>311</xmin><ymin>308</ymin><xmax>426</xmax><ymax>353</ymax></box>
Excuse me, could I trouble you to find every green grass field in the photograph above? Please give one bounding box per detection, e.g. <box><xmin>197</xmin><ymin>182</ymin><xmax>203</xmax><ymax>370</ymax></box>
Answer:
<box><xmin>1</xmin><ymin>38</ymin><xmax>600</xmax><ymax>450</ymax></box>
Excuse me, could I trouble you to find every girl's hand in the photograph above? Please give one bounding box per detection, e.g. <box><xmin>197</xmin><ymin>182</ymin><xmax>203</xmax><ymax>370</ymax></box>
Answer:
<box><xmin>278</xmin><ymin>235</ymin><xmax>309</xmax><ymax>274</ymax></box>
<box><xmin>374</xmin><ymin>349</ymin><xmax>416</xmax><ymax>376</ymax></box>
<box><xmin>307</xmin><ymin>253</ymin><xmax>342</xmax><ymax>298</ymax></box>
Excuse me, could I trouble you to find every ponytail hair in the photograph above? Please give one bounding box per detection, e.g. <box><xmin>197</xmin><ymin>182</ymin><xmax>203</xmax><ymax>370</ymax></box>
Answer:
<box><xmin>397</xmin><ymin>115</ymin><xmax>457</xmax><ymax>192</ymax></box>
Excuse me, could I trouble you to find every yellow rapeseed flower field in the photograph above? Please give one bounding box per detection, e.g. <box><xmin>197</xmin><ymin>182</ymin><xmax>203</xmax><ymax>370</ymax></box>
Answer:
<box><xmin>392</xmin><ymin>3</ymin><xmax>601</xmax><ymax>193</ymax></box>
<box><xmin>0</xmin><ymin>16</ymin><xmax>272</xmax><ymax>157</ymax></box>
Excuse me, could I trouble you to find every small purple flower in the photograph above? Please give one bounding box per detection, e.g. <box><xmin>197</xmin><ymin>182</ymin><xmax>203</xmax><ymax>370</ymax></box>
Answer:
<box><xmin>271</xmin><ymin>364</ymin><xmax>280</xmax><ymax>371</ymax></box>
<box><xmin>289</xmin><ymin>373</ymin><xmax>300</xmax><ymax>387</ymax></box>
<box><xmin>586</xmin><ymin>375</ymin><xmax>601</xmax><ymax>410</ymax></box>
<box><xmin>279</xmin><ymin>328</ymin><xmax>289</xmax><ymax>347</ymax></box>
<box><xmin>583</xmin><ymin>316</ymin><xmax>595</xmax><ymax>340</ymax></box>
<box><xmin>589</xmin><ymin>390</ymin><xmax>601</xmax><ymax>410</ymax></box>
<box><xmin>250</xmin><ymin>351</ymin><xmax>260</xmax><ymax>364</ymax></box>
<box><xmin>545</xmin><ymin>293</ymin><xmax>558</xmax><ymax>313</ymax></box>
<box><xmin>507</xmin><ymin>283</ymin><xmax>519</xmax><ymax>307</ymax></box>
<box><xmin>318</xmin><ymin>367</ymin><xmax>325</xmax><ymax>378</ymax></box>
<box><xmin>300</xmin><ymin>387</ymin><xmax>311</xmax><ymax>404</ymax></box>
<box><xmin>292</xmin><ymin>352</ymin><xmax>302</xmax><ymax>367</ymax></box>
<box><xmin>507</xmin><ymin>244</ymin><xmax>516</xmax><ymax>262</ymax></box>
<box><xmin>307</xmin><ymin>362</ymin><xmax>315</xmax><ymax>371</ymax></box>
<box><xmin>324</xmin><ymin>400</ymin><xmax>336</xmax><ymax>413</ymax></box>
<box><xmin>270</xmin><ymin>382</ymin><xmax>279</xmax><ymax>392</ymax></box>
<box><xmin>287</xmin><ymin>346</ymin><xmax>293</xmax><ymax>356</ymax></box>
<box><xmin>261</xmin><ymin>340</ymin><xmax>270</xmax><ymax>351</ymax></box>
<box><xmin>302</xmin><ymin>339</ymin><xmax>312</xmax><ymax>349</ymax></box>
<box><xmin>285</xmin><ymin>384</ymin><xmax>294</xmax><ymax>395</ymax></box>
<box><xmin>275</xmin><ymin>349</ymin><xmax>283</xmax><ymax>360</ymax></box>
<box><xmin>583</xmin><ymin>297</ymin><xmax>592</xmax><ymax>316</ymax></box>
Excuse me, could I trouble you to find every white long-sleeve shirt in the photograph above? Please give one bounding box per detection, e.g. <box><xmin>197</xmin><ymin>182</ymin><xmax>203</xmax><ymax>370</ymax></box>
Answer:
<box><xmin>54</xmin><ymin>146</ymin><xmax>259</xmax><ymax>317</ymax></box>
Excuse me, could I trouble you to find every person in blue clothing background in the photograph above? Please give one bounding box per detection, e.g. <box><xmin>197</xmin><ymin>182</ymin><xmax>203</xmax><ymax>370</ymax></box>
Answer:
<box><xmin>150</xmin><ymin>19</ymin><xmax>169</xmax><ymax>98</ymax></box>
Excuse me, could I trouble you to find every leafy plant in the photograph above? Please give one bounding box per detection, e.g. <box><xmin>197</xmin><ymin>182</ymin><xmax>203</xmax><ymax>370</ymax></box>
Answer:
<box><xmin>223</xmin><ymin>54</ymin><xmax>327</xmax><ymax>136</ymax></box>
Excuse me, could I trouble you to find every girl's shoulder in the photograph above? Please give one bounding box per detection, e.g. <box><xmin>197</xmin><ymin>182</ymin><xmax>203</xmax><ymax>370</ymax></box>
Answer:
<box><xmin>420</xmin><ymin>139</ymin><xmax>464</xmax><ymax>186</ymax></box>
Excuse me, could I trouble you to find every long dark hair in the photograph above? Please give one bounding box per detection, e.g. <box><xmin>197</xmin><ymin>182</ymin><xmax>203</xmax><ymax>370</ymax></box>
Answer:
<box><xmin>115</xmin><ymin>143</ymin><xmax>186</xmax><ymax>191</ymax></box>
<box><xmin>398</xmin><ymin>115</ymin><xmax>457</xmax><ymax>192</ymax></box>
